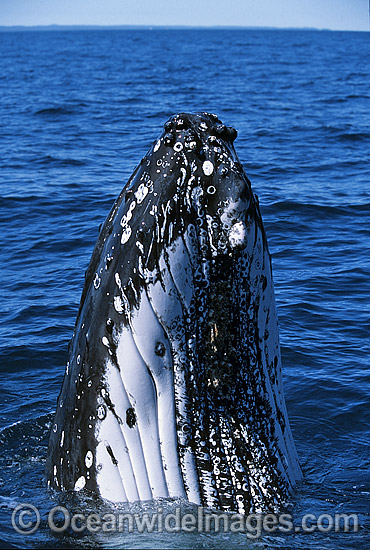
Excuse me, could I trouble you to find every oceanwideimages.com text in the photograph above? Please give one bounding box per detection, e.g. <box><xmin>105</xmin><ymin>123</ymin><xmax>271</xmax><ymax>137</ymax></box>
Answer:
<box><xmin>12</xmin><ymin>503</ymin><xmax>360</xmax><ymax>539</ymax></box>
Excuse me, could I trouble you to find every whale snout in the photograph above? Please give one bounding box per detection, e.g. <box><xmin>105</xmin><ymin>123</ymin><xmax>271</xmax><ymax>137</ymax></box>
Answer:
<box><xmin>156</xmin><ymin>112</ymin><xmax>253</xmax><ymax>255</ymax></box>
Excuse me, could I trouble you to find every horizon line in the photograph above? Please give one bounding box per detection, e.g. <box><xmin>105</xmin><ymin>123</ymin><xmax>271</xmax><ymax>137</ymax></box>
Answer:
<box><xmin>0</xmin><ymin>24</ymin><xmax>365</xmax><ymax>33</ymax></box>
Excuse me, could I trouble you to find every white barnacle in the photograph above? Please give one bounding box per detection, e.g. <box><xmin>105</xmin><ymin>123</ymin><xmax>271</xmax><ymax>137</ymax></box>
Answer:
<box><xmin>85</xmin><ymin>450</ymin><xmax>93</xmax><ymax>469</ymax></box>
<box><xmin>102</xmin><ymin>336</ymin><xmax>110</xmax><ymax>348</ymax></box>
<box><xmin>174</xmin><ymin>142</ymin><xmax>183</xmax><ymax>152</ymax></box>
<box><xmin>202</xmin><ymin>160</ymin><xmax>214</xmax><ymax>176</ymax></box>
<box><xmin>135</xmin><ymin>183</ymin><xmax>149</xmax><ymax>204</ymax></box>
<box><xmin>177</xmin><ymin>167</ymin><xmax>187</xmax><ymax>187</ymax></box>
<box><xmin>191</xmin><ymin>186</ymin><xmax>204</xmax><ymax>208</ymax></box>
<box><xmin>60</xmin><ymin>431</ymin><xmax>65</xmax><ymax>448</ymax></box>
<box><xmin>93</xmin><ymin>273</ymin><xmax>101</xmax><ymax>289</ymax></box>
<box><xmin>228</xmin><ymin>221</ymin><xmax>248</xmax><ymax>249</ymax></box>
<box><xmin>120</xmin><ymin>201</ymin><xmax>136</xmax><ymax>227</ymax></box>
<box><xmin>128</xmin><ymin>277</ymin><xmax>138</xmax><ymax>302</ymax></box>
<box><xmin>114</xmin><ymin>296</ymin><xmax>124</xmax><ymax>314</ymax></box>
<box><xmin>115</xmin><ymin>273</ymin><xmax>122</xmax><ymax>288</ymax></box>
<box><xmin>97</xmin><ymin>404</ymin><xmax>106</xmax><ymax>420</ymax></box>
<box><xmin>154</xmin><ymin>139</ymin><xmax>161</xmax><ymax>152</ymax></box>
<box><xmin>121</xmin><ymin>225</ymin><xmax>132</xmax><ymax>244</ymax></box>
<box><xmin>74</xmin><ymin>476</ymin><xmax>86</xmax><ymax>491</ymax></box>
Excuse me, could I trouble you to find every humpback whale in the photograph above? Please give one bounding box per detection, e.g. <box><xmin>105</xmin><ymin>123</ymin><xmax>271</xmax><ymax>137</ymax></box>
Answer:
<box><xmin>46</xmin><ymin>112</ymin><xmax>301</xmax><ymax>514</ymax></box>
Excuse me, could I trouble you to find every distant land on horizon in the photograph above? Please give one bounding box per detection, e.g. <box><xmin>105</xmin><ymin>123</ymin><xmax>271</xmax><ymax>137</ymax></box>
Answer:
<box><xmin>0</xmin><ymin>24</ymin><xmax>356</xmax><ymax>33</ymax></box>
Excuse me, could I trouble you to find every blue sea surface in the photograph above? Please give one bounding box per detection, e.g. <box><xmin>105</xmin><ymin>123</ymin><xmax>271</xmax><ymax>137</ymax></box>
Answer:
<box><xmin>0</xmin><ymin>28</ymin><xmax>369</xmax><ymax>549</ymax></box>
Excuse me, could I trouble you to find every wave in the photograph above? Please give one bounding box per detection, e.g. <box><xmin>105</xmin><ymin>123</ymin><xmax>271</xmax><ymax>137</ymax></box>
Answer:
<box><xmin>321</xmin><ymin>125</ymin><xmax>370</xmax><ymax>143</ymax></box>
<box><xmin>0</xmin><ymin>414</ymin><xmax>52</xmax><ymax>440</ymax></box>
<box><xmin>33</xmin><ymin>104</ymin><xmax>87</xmax><ymax>117</ymax></box>
<box><xmin>337</xmin><ymin>132</ymin><xmax>370</xmax><ymax>142</ymax></box>
<box><xmin>264</xmin><ymin>200</ymin><xmax>370</xmax><ymax>216</ymax></box>
<box><xmin>31</xmin><ymin>155</ymin><xmax>87</xmax><ymax>167</ymax></box>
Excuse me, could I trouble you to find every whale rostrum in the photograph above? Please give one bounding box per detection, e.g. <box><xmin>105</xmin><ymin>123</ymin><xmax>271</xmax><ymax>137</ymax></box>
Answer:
<box><xmin>46</xmin><ymin>112</ymin><xmax>301</xmax><ymax>514</ymax></box>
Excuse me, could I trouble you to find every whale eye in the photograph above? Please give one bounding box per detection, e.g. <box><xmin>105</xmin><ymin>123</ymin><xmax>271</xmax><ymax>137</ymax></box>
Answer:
<box><xmin>155</xmin><ymin>342</ymin><xmax>166</xmax><ymax>357</ymax></box>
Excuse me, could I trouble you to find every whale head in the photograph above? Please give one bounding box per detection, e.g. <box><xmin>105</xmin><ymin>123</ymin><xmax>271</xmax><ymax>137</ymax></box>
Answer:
<box><xmin>46</xmin><ymin>112</ymin><xmax>301</xmax><ymax>515</ymax></box>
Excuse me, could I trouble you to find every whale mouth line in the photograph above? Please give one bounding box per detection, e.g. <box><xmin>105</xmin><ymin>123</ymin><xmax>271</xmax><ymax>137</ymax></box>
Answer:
<box><xmin>46</xmin><ymin>112</ymin><xmax>301</xmax><ymax>515</ymax></box>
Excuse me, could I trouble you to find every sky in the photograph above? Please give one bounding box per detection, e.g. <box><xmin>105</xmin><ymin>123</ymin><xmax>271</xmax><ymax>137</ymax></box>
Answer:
<box><xmin>0</xmin><ymin>0</ymin><xmax>368</xmax><ymax>31</ymax></box>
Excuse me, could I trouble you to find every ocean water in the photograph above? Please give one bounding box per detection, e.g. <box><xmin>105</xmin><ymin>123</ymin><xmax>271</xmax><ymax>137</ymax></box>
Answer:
<box><xmin>0</xmin><ymin>28</ymin><xmax>369</xmax><ymax>549</ymax></box>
